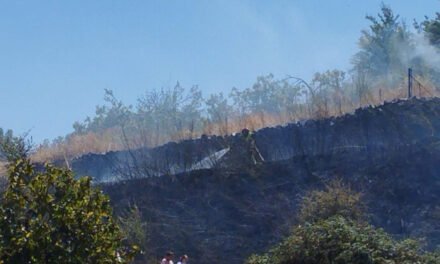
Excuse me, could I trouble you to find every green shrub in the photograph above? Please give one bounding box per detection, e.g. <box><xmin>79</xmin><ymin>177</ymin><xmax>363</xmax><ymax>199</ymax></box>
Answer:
<box><xmin>0</xmin><ymin>159</ymin><xmax>138</xmax><ymax>263</ymax></box>
<box><xmin>247</xmin><ymin>180</ymin><xmax>440</xmax><ymax>264</ymax></box>
<box><xmin>246</xmin><ymin>216</ymin><xmax>438</xmax><ymax>264</ymax></box>
<box><xmin>119</xmin><ymin>205</ymin><xmax>151</xmax><ymax>262</ymax></box>
<box><xmin>298</xmin><ymin>179</ymin><xmax>365</xmax><ymax>223</ymax></box>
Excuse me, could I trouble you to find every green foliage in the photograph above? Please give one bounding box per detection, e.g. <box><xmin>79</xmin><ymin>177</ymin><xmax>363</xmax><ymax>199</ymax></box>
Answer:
<box><xmin>82</xmin><ymin>89</ymin><xmax>133</xmax><ymax>134</ymax></box>
<box><xmin>229</xmin><ymin>74</ymin><xmax>304</xmax><ymax>116</ymax></box>
<box><xmin>247</xmin><ymin>180</ymin><xmax>440</xmax><ymax>264</ymax></box>
<box><xmin>0</xmin><ymin>159</ymin><xmax>138</xmax><ymax>263</ymax></box>
<box><xmin>246</xmin><ymin>216</ymin><xmax>438</xmax><ymax>264</ymax></box>
<box><xmin>0</xmin><ymin>129</ymin><xmax>32</xmax><ymax>162</ymax></box>
<box><xmin>311</xmin><ymin>70</ymin><xmax>347</xmax><ymax>116</ymax></box>
<box><xmin>298</xmin><ymin>179</ymin><xmax>366</xmax><ymax>223</ymax></box>
<box><xmin>206</xmin><ymin>92</ymin><xmax>230</xmax><ymax>121</ymax></box>
<box><xmin>62</xmin><ymin>76</ymin><xmax>307</xmax><ymax>153</ymax></box>
<box><xmin>352</xmin><ymin>4</ymin><xmax>412</xmax><ymax>88</ymax></box>
<box><xmin>119</xmin><ymin>205</ymin><xmax>148</xmax><ymax>255</ymax></box>
<box><xmin>419</xmin><ymin>13</ymin><xmax>440</xmax><ymax>46</ymax></box>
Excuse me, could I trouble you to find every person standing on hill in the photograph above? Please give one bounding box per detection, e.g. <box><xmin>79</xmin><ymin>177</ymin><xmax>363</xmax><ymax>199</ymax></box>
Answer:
<box><xmin>161</xmin><ymin>251</ymin><xmax>174</xmax><ymax>264</ymax></box>
<box><xmin>240</xmin><ymin>128</ymin><xmax>264</xmax><ymax>164</ymax></box>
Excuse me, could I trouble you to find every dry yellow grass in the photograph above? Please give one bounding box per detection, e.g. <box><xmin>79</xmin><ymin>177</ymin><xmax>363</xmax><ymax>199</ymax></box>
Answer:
<box><xmin>31</xmin><ymin>86</ymin><xmax>438</xmax><ymax>164</ymax></box>
<box><xmin>32</xmin><ymin>129</ymin><xmax>125</xmax><ymax>163</ymax></box>
<box><xmin>0</xmin><ymin>161</ymin><xmax>7</xmax><ymax>177</ymax></box>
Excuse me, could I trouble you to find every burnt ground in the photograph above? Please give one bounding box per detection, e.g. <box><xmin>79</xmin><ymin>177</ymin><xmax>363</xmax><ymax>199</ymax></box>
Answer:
<box><xmin>63</xmin><ymin>98</ymin><xmax>440</xmax><ymax>263</ymax></box>
<box><xmin>103</xmin><ymin>141</ymin><xmax>440</xmax><ymax>263</ymax></box>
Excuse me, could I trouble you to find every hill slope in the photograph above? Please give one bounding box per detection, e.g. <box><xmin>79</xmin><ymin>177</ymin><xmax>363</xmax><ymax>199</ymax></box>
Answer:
<box><xmin>95</xmin><ymin>98</ymin><xmax>440</xmax><ymax>263</ymax></box>
<box><xmin>72</xmin><ymin>98</ymin><xmax>440</xmax><ymax>182</ymax></box>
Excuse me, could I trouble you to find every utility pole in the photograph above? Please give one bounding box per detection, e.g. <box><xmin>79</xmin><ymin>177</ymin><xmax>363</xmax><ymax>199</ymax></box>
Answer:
<box><xmin>408</xmin><ymin>68</ymin><xmax>413</xmax><ymax>98</ymax></box>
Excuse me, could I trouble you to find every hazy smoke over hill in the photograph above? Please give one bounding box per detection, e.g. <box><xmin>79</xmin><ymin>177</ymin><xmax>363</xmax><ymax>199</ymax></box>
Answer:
<box><xmin>412</xmin><ymin>33</ymin><xmax>440</xmax><ymax>71</ymax></box>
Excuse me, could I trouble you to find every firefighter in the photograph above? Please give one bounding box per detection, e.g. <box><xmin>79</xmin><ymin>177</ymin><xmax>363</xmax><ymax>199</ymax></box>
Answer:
<box><xmin>240</xmin><ymin>128</ymin><xmax>264</xmax><ymax>164</ymax></box>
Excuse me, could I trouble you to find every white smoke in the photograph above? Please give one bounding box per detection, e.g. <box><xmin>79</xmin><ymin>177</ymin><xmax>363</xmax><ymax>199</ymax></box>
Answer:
<box><xmin>411</xmin><ymin>33</ymin><xmax>440</xmax><ymax>71</ymax></box>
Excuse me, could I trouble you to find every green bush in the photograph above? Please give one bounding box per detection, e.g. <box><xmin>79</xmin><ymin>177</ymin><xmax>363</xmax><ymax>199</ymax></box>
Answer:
<box><xmin>0</xmin><ymin>159</ymin><xmax>138</xmax><ymax>263</ymax></box>
<box><xmin>119</xmin><ymin>205</ymin><xmax>151</xmax><ymax>262</ymax></box>
<box><xmin>246</xmin><ymin>216</ymin><xmax>439</xmax><ymax>264</ymax></box>
<box><xmin>247</xmin><ymin>180</ymin><xmax>440</xmax><ymax>264</ymax></box>
<box><xmin>298</xmin><ymin>179</ymin><xmax>366</xmax><ymax>223</ymax></box>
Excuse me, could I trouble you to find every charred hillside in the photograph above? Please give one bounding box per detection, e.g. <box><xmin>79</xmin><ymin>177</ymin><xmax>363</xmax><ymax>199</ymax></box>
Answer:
<box><xmin>95</xmin><ymin>98</ymin><xmax>440</xmax><ymax>263</ymax></box>
<box><xmin>103</xmin><ymin>143</ymin><xmax>440</xmax><ymax>263</ymax></box>
<box><xmin>73</xmin><ymin>97</ymin><xmax>440</xmax><ymax>182</ymax></box>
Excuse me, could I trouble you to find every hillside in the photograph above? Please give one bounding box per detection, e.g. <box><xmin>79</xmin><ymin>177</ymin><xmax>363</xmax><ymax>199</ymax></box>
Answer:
<box><xmin>72</xmin><ymin>97</ymin><xmax>440</xmax><ymax>182</ymax></box>
<box><xmin>74</xmin><ymin>97</ymin><xmax>440</xmax><ymax>263</ymax></box>
<box><xmin>103</xmin><ymin>144</ymin><xmax>440</xmax><ymax>262</ymax></box>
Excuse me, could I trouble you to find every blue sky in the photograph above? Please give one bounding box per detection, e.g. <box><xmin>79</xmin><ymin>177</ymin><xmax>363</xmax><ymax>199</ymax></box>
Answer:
<box><xmin>0</xmin><ymin>0</ymin><xmax>438</xmax><ymax>143</ymax></box>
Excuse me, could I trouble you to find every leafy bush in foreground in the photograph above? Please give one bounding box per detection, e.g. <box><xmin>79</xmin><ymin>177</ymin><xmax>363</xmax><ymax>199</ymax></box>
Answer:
<box><xmin>246</xmin><ymin>216</ymin><xmax>439</xmax><ymax>264</ymax></box>
<box><xmin>0</xmin><ymin>159</ymin><xmax>138</xmax><ymax>263</ymax></box>
<box><xmin>247</xmin><ymin>179</ymin><xmax>440</xmax><ymax>264</ymax></box>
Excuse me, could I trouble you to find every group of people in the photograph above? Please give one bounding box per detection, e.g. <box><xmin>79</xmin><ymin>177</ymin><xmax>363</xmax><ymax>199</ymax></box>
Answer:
<box><xmin>161</xmin><ymin>251</ymin><xmax>188</xmax><ymax>264</ymax></box>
